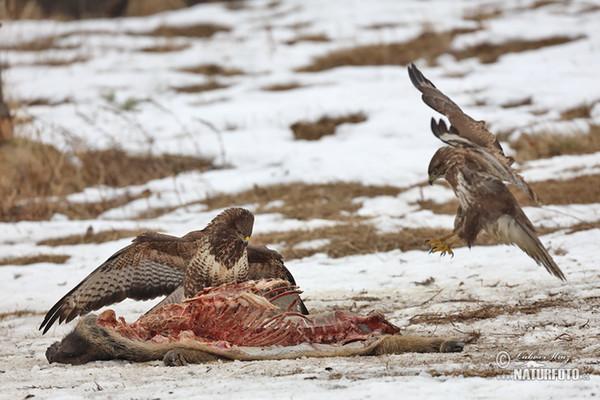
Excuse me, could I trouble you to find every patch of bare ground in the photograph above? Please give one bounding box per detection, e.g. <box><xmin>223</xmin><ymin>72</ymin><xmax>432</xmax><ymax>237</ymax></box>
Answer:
<box><xmin>203</xmin><ymin>182</ymin><xmax>403</xmax><ymax>220</ymax></box>
<box><xmin>0</xmin><ymin>36</ymin><xmax>79</xmax><ymax>52</ymax></box>
<box><xmin>408</xmin><ymin>297</ymin><xmax>571</xmax><ymax>325</ymax></box>
<box><xmin>37</xmin><ymin>228</ymin><xmax>149</xmax><ymax>247</ymax></box>
<box><xmin>297</xmin><ymin>27</ymin><xmax>581</xmax><ymax>72</ymax></box>
<box><xmin>139</xmin><ymin>43</ymin><xmax>191</xmax><ymax>53</ymax></box>
<box><xmin>291</xmin><ymin>113</ymin><xmax>367</xmax><ymax>140</ymax></box>
<box><xmin>0</xmin><ymin>139</ymin><xmax>215</xmax><ymax>222</ymax></box>
<box><xmin>179</xmin><ymin>64</ymin><xmax>244</xmax><ymax>76</ymax></box>
<box><xmin>28</xmin><ymin>55</ymin><xmax>90</xmax><ymax>67</ymax></box>
<box><xmin>253</xmin><ymin>224</ymin><xmax>449</xmax><ymax>260</ymax></box>
<box><xmin>0</xmin><ymin>310</ymin><xmax>42</xmax><ymax>321</ymax></box>
<box><xmin>285</xmin><ymin>34</ymin><xmax>329</xmax><ymax>45</ymax></box>
<box><xmin>0</xmin><ymin>254</ymin><xmax>70</xmax><ymax>266</ymax></box>
<box><xmin>509</xmin><ymin>124</ymin><xmax>600</xmax><ymax>161</ymax></box>
<box><xmin>171</xmin><ymin>82</ymin><xmax>229</xmax><ymax>93</ymax></box>
<box><xmin>296</xmin><ymin>28</ymin><xmax>478</xmax><ymax>72</ymax></box>
<box><xmin>501</xmin><ymin>97</ymin><xmax>533</xmax><ymax>109</ymax></box>
<box><xmin>560</xmin><ymin>103</ymin><xmax>594</xmax><ymax>120</ymax></box>
<box><xmin>262</xmin><ymin>82</ymin><xmax>304</xmax><ymax>91</ymax></box>
<box><xmin>139</xmin><ymin>23</ymin><xmax>230</xmax><ymax>38</ymax></box>
<box><xmin>452</xmin><ymin>35</ymin><xmax>584</xmax><ymax>64</ymax></box>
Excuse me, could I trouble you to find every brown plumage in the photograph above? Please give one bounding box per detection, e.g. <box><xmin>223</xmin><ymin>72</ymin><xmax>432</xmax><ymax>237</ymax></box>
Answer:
<box><xmin>408</xmin><ymin>63</ymin><xmax>538</xmax><ymax>203</ymax></box>
<box><xmin>408</xmin><ymin>64</ymin><xmax>565</xmax><ymax>281</ymax></box>
<box><xmin>40</xmin><ymin>207</ymin><xmax>307</xmax><ymax>334</ymax></box>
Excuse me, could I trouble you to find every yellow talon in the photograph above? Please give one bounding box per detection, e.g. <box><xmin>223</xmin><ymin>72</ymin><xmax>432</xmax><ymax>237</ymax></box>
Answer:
<box><xmin>425</xmin><ymin>235</ymin><xmax>460</xmax><ymax>257</ymax></box>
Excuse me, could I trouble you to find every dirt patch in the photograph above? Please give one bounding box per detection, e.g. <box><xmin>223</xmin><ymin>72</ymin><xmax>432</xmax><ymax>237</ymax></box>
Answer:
<box><xmin>509</xmin><ymin>124</ymin><xmax>600</xmax><ymax>161</ymax></box>
<box><xmin>290</xmin><ymin>113</ymin><xmax>367</xmax><ymax>140</ymax></box>
<box><xmin>262</xmin><ymin>82</ymin><xmax>304</xmax><ymax>91</ymax></box>
<box><xmin>171</xmin><ymin>82</ymin><xmax>229</xmax><ymax>93</ymax></box>
<box><xmin>140</xmin><ymin>23</ymin><xmax>230</xmax><ymax>38</ymax></box>
<box><xmin>139</xmin><ymin>43</ymin><xmax>191</xmax><ymax>53</ymax></box>
<box><xmin>501</xmin><ymin>97</ymin><xmax>533</xmax><ymax>109</ymax></box>
<box><xmin>296</xmin><ymin>28</ymin><xmax>477</xmax><ymax>72</ymax></box>
<box><xmin>37</xmin><ymin>228</ymin><xmax>149</xmax><ymax>247</ymax></box>
<box><xmin>452</xmin><ymin>35</ymin><xmax>584</xmax><ymax>64</ymax></box>
<box><xmin>560</xmin><ymin>103</ymin><xmax>595</xmax><ymax>120</ymax></box>
<box><xmin>203</xmin><ymin>182</ymin><xmax>403</xmax><ymax>220</ymax></box>
<box><xmin>179</xmin><ymin>64</ymin><xmax>244</xmax><ymax>76</ymax></box>
<box><xmin>408</xmin><ymin>297</ymin><xmax>569</xmax><ymax>325</ymax></box>
<box><xmin>253</xmin><ymin>223</ymin><xmax>449</xmax><ymax>260</ymax></box>
<box><xmin>0</xmin><ymin>139</ymin><xmax>215</xmax><ymax>222</ymax></box>
<box><xmin>0</xmin><ymin>254</ymin><xmax>70</xmax><ymax>266</ymax></box>
<box><xmin>285</xmin><ymin>34</ymin><xmax>329</xmax><ymax>45</ymax></box>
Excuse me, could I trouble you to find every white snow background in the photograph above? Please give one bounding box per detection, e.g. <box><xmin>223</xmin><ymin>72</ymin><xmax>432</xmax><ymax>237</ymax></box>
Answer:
<box><xmin>1</xmin><ymin>0</ymin><xmax>599</xmax><ymax>398</ymax></box>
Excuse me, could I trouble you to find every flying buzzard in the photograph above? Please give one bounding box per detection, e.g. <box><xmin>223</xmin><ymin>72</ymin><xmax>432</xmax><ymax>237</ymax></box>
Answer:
<box><xmin>40</xmin><ymin>207</ymin><xmax>307</xmax><ymax>334</ymax></box>
<box><xmin>408</xmin><ymin>64</ymin><xmax>565</xmax><ymax>281</ymax></box>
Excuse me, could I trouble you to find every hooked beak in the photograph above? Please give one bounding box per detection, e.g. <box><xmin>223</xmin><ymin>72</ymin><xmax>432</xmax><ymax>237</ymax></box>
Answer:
<box><xmin>428</xmin><ymin>174</ymin><xmax>437</xmax><ymax>185</ymax></box>
<box><xmin>243</xmin><ymin>236</ymin><xmax>250</xmax><ymax>245</ymax></box>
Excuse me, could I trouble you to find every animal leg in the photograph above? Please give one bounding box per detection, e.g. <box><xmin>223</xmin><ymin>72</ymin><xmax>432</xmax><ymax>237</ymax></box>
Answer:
<box><xmin>425</xmin><ymin>233</ymin><xmax>461</xmax><ymax>257</ymax></box>
<box><xmin>163</xmin><ymin>348</ymin><xmax>221</xmax><ymax>366</ymax></box>
<box><xmin>371</xmin><ymin>334</ymin><xmax>464</xmax><ymax>355</ymax></box>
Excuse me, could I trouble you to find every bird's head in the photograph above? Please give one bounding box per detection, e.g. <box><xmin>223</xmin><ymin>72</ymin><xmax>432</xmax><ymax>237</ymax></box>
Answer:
<box><xmin>211</xmin><ymin>207</ymin><xmax>254</xmax><ymax>245</ymax></box>
<box><xmin>427</xmin><ymin>147</ymin><xmax>452</xmax><ymax>185</ymax></box>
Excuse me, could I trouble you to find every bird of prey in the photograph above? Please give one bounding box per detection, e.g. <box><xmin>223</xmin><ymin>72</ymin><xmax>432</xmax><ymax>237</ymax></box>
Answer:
<box><xmin>407</xmin><ymin>63</ymin><xmax>566</xmax><ymax>281</ymax></box>
<box><xmin>40</xmin><ymin>207</ymin><xmax>308</xmax><ymax>334</ymax></box>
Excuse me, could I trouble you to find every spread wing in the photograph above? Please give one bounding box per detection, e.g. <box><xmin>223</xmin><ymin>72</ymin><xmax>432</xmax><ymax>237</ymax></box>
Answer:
<box><xmin>408</xmin><ymin>63</ymin><xmax>507</xmax><ymax>156</ymax></box>
<box><xmin>40</xmin><ymin>231</ymin><xmax>201</xmax><ymax>334</ymax></box>
<box><xmin>247</xmin><ymin>244</ymin><xmax>309</xmax><ymax>315</ymax></box>
<box><xmin>435</xmin><ymin>119</ymin><xmax>538</xmax><ymax>203</ymax></box>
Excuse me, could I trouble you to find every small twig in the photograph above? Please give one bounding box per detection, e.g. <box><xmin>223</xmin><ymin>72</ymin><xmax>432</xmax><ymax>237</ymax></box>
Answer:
<box><xmin>419</xmin><ymin>288</ymin><xmax>444</xmax><ymax>306</ymax></box>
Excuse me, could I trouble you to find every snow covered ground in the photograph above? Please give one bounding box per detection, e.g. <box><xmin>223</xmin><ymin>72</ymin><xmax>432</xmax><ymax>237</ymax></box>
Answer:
<box><xmin>1</xmin><ymin>0</ymin><xmax>599</xmax><ymax>398</ymax></box>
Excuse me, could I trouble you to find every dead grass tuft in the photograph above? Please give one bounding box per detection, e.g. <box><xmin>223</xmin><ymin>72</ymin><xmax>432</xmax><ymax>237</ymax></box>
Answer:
<box><xmin>285</xmin><ymin>34</ymin><xmax>329</xmax><ymax>45</ymax></box>
<box><xmin>452</xmin><ymin>35</ymin><xmax>583</xmax><ymax>64</ymax></box>
<box><xmin>203</xmin><ymin>182</ymin><xmax>403</xmax><ymax>221</ymax></box>
<box><xmin>0</xmin><ymin>309</ymin><xmax>42</xmax><ymax>321</ymax></box>
<box><xmin>139</xmin><ymin>43</ymin><xmax>191</xmax><ymax>53</ymax></box>
<box><xmin>0</xmin><ymin>139</ymin><xmax>215</xmax><ymax>222</ymax></box>
<box><xmin>296</xmin><ymin>29</ymin><xmax>477</xmax><ymax>72</ymax></box>
<box><xmin>0</xmin><ymin>254</ymin><xmax>70</xmax><ymax>266</ymax></box>
<box><xmin>179</xmin><ymin>64</ymin><xmax>244</xmax><ymax>76</ymax></box>
<box><xmin>501</xmin><ymin>97</ymin><xmax>533</xmax><ymax>109</ymax></box>
<box><xmin>291</xmin><ymin>113</ymin><xmax>367</xmax><ymax>140</ymax></box>
<box><xmin>171</xmin><ymin>82</ymin><xmax>229</xmax><ymax>93</ymax></box>
<box><xmin>0</xmin><ymin>36</ymin><xmax>78</xmax><ymax>52</ymax></box>
<box><xmin>254</xmin><ymin>224</ymin><xmax>449</xmax><ymax>260</ymax></box>
<box><xmin>509</xmin><ymin>124</ymin><xmax>600</xmax><ymax>161</ymax></box>
<box><xmin>515</xmin><ymin>174</ymin><xmax>600</xmax><ymax>207</ymax></box>
<box><xmin>141</xmin><ymin>23</ymin><xmax>230</xmax><ymax>38</ymax></box>
<box><xmin>28</xmin><ymin>55</ymin><xmax>90</xmax><ymax>67</ymax></box>
<box><xmin>560</xmin><ymin>103</ymin><xmax>594</xmax><ymax>120</ymax></box>
<box><xmin>408</xmin><ymin>297</ymin><xmax>567</xmax><ymax>325</ymax></box>
<box><xmin>37</xmin><ymin>228</ymin><xmax>149</xmax><ymax>247</ymax></box>
<box><xmin>262</xmin><ymin>82</ymin><xmax>304</xmax><ymax>91</ymax></box>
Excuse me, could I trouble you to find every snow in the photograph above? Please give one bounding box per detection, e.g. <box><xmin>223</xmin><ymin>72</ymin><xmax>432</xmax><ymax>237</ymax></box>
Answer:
<box><xmin>1</xmin><ymin>0</ymin><xmax>600</xmax><ymax>398</ymax></box>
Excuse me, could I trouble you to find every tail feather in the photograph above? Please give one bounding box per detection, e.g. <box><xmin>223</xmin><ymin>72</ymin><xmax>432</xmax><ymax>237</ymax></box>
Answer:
<box><xmin>495</xmin><ymin>215</ymin><xmax>566</xmax><ymax>281</ymax></box>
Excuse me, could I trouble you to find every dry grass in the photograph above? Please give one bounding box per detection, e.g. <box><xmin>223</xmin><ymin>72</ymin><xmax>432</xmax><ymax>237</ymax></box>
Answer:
<box><xmin>509</xmin><ymin>124</ymin><xmax>600</xmax><ymax>161</ymax></box>
<box><xmin>296</xmin><ymin>28</ymin><xmax>477</xmax><ymax>72</ymax></box>
<box><xmin>0</xmin><ymin>36</ymin><xmax>78</xmax><ymax>52</ymax></box>
<box><xmin>297</xmin><ymin>26</ymin><xmax>580</xmax><ymax>72</ymax></box>
<box><xmin>452</xmin><ymin>35</ymin><xmax>583</xmax><ymax>64</ymax></box>
<box><xmin>0</xmin><ymin>139</ymin><xmax>215</xmax><ymax>222</ymax></box>
<box><xmin>254</xmin><ymin>223</ymin><xmax>449</xmax><ymax>260</ymax></box>
<box><xmin>262</xmin><ymin>82</ymin><xmax>304</xmax><ymax>91</ymax></box>
<box><xmin>408</xmin><ymin>297</ymin><xmax>568</xmax><ymax>325</ymax></box>
<box><xmin>0</xmin><ymin>254</ymin><xmax>70</xmax><ymax>266</ymax></box>
<box><xmin>203</xmin><ymin>182</ymin><xmax>404</xmax><ymax>220</ymax></box>
<box><xmin>291</xmin><ymin>113</ymin><xmax>367</xmax><ymax>140</ymax></box>
<box><xmin>141</xmin><ymin>23</ymin><xmax>230</xmax><ymax>38</ymax></box>
<box><xmin>501</xmin><ymin>97</ymin><xmax>533</xmax><ymax>109</ymax></box>
<box><xmin>285</xmin><ymin>34</ymin><xmax>329</xmax><ymax>45</ymax></box>
<box><xmin>179</xmin><ymin>64</ymin><xmax>244</xmax><ymax>76</ymax></box>
<box><xmin>37</xmin><ymin>228</ymin><xmax>149</xmax><ymax>246</ymax></box>
<box><xmin>28</xmin><ymin>55</ymin><xmax>90</xmax><ymax>67</ymax></box>
<box><xmin>139</xmin><ymin>43</ymin><xmax>191</xmax><ymax>53</ymax></box>
<box><xmin>171</xmin><ymin>82</ymin><xmax>229</xmax><ymax>93</ymax></box>
<box><xmin>560</xmin><ymin>103</ymin><xmax>594</xmax><ymax>120</ymax></box>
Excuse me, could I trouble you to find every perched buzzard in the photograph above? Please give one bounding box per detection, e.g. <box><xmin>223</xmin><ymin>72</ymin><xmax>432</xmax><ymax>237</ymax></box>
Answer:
<box><xmin>40</xmin><ymin>207</ymin><xmax>307</xmax><ymax>334</ymax></box>
<box><xmin>408</xmin><ymin>64</ymin><xmax>565</xmax><ymax>281</ymax></box>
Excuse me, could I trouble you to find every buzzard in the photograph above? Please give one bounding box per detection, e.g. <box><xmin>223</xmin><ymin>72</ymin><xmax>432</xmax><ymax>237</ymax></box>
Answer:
<box><xmin>40</xmin><ymin>207</ymin><xmax>307</xmax><ymax>334</ymax></box>
<box><xmin>408</xmin><ymin>64</ymin><xmax>565</xmax><ymax>281</ymax></box>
